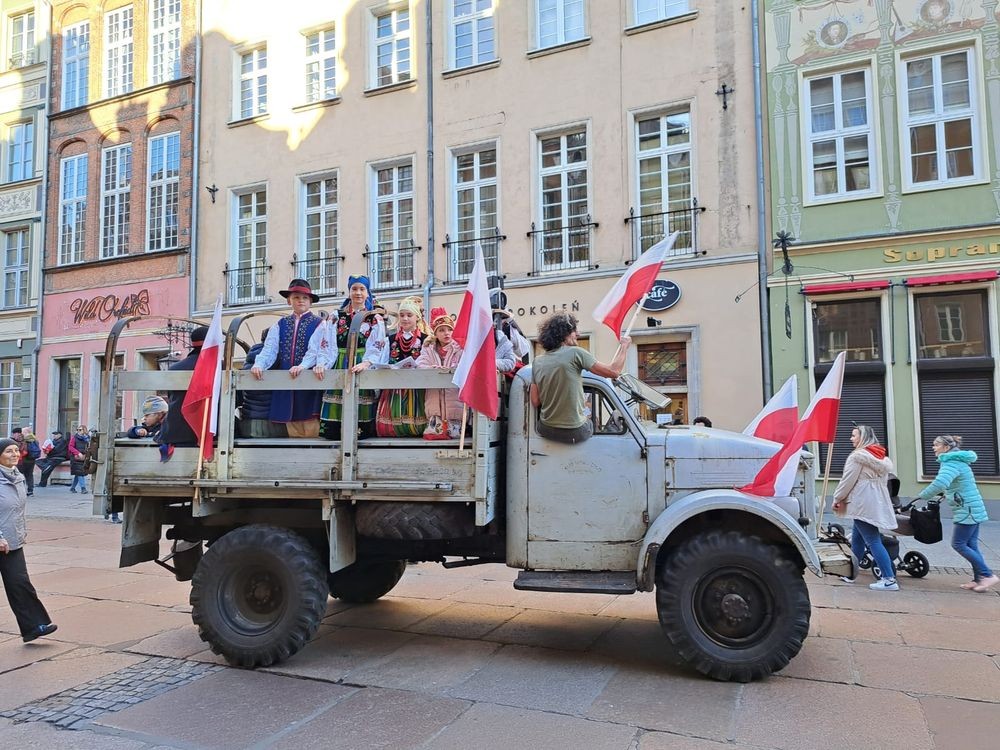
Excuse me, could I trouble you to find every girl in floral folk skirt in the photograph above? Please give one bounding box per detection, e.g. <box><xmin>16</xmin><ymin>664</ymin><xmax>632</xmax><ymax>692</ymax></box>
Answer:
<box><xmin>375</xmin><ymin>297</ymin><xmax>429</xmax><ymax>437</ymax></box>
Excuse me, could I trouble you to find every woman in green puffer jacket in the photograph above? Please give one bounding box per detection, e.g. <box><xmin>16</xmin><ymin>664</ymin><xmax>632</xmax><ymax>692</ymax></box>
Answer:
<box><xmin>918</xmin><ymin>435</ymin><xmax>997</xmax><ymax>592</ymax></box>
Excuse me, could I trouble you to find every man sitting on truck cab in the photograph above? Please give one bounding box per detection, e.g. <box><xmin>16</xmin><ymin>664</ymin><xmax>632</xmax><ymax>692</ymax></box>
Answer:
<box><xmin>530</xmin><ymin>312</ymin><xmax>631</xmax><ymax>444</ymax></box>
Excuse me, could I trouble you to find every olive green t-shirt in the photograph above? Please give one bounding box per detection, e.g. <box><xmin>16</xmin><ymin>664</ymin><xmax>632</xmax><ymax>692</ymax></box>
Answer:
<box><xmin>532</xmin><ymin>345</ymin><xmax>598</xmax><ymax>429</ymax></box>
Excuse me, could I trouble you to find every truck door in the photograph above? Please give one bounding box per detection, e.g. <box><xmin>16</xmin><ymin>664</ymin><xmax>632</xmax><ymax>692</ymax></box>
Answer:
<box><xmin>526</xmin><ymin>383</ymin><xmax>648</xmax><ymax>562</ymax></box>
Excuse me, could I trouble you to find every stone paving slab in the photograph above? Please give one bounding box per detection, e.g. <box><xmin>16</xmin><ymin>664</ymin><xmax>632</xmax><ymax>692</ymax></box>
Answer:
<box><xmin>810</xmin><ymin>606</ymin><xmax>901</xmax><ymax>644</ymax></box>
<box><xmin>405</xmin><ymin>602</ymin><xmax>521</xmax><ymax>639</ymax></box>
<box><xmin>589</xmin><ymin>618</ymin><xmax>682</xmax><ymax>670</ymax></box>
<box><xmin>427</xmin><ymin>702</ymin><xmax>639</xmax><ymax>750</ymax></box>
<box><xmin>896</xmin><ymin>612</ymin><xmax>1000</xmax><ymax>654</ymax></box>
<box><xmin>29</xmin><ymin>567</ymin><xmax>154</xmax><ymax>597</ymax></box>
<box><xmin>0</xmin><ymin>593</ymin><xmax>94</xmax><ymax>636</ymax></box>
<box><xmin>0</xmin><ymin>638</ymin><xmax>76</xmax><ymax>673</ymax></box>
<box><xmin>39</xmin><ymin>599</ymin><xmax>191</xmax><ymax>648</ymax></box>
<box><xmin>84</xmin><ymin>578</ymin><xmax>190</xmax><ymax>608</ymax></box>
<box><xmin>484</xmin><ymin>608</ymin><xmax>618</xmax><ymax>650</ymax></box>
<box><xmin>272</xmin><ymin>686</ymin><xmax>470</xmax><ymax>750</ymax></box>
<box><xmin>638</xmin><ymin>731</ymin><xmax>754</xmax><ymax>750</ymax></box>
<box><xmin>261</xmin><ymin>626</ymin><xmax>415</xmax><ymax>682</ymax></box>
<box><xmin>920</xmin><ymin>695</ymin><xmax>1000</xmax><ymax>750</ymax></box>
<box><xmin>774</xmin><ymin>634</ymin><xmax>855</xmax><ymax>684</ymax></box>
<box><xmin>324</xmin><ymin>595</ymin><xmax>453</xmax><ymax>631</ymax></box>
<box><xmin>852</xmin><ymin>641</ymin><xmax>1000</xmax><ymax>701</ymax></box>
<box><xmin>388</xmin><ymin>571</ymin><xmax>476</xmax><ymax>600</ymax></box>
<box><xmin>126</xmin><ymin>627</ymin><xmax>207</xmax><ymax>660</ymax></box>
<box><xmin>0</xmin><ymin>717</ymin><xmax>155</xmax><ymax>749</ymax></box>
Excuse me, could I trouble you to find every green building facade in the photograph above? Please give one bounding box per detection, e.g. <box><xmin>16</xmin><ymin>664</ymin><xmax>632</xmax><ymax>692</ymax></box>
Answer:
<box><xmin>762</xmin><ymin>0</ymin><xmax>1000</xmax><ymax>502</ymax></box>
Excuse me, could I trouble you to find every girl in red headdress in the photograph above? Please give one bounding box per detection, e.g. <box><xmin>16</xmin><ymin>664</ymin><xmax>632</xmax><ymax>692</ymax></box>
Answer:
<box><xmin>416</xmin><ymin>308</ymin><xmax>464</xmax><ymax>439</ymax></box>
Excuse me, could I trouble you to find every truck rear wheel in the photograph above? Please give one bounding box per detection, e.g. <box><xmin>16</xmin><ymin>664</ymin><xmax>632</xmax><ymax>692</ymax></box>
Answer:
<box><xmin>327</xmin><ymin>559</ymin><xmax>406</xmax><ymax>603</ymax></box>
<box><xmin>355</xmin><ymin>502</ymin><xmax>474</xmax><ymax>540</ymax></box>
<box><xmin>190</xmin><ymin>524</ymin><xmax>327</xmax><ymax>668</ymax></box>
<box><xmin>655</xmin><ymin>530</ymin><xmax>810</xmax><ymax>683</ymax></box>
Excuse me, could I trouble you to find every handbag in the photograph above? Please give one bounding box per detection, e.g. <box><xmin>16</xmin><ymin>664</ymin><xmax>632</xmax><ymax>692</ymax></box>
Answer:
<box><xmin>910</xmin><ymin>499</ymin><xmax>942</xmax><ymax>545</ymax></box>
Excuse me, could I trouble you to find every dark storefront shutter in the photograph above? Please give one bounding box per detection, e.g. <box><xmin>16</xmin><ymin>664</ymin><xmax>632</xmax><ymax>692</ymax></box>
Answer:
<box><xmin>918</xmin><ymin>370</ymin><xmax>999</xmax><ymax>477</ymax></box>
<box><xmin>818</xmin><ymin>374</ymin><xmax>888</xmax><ymax>474</ymax></box>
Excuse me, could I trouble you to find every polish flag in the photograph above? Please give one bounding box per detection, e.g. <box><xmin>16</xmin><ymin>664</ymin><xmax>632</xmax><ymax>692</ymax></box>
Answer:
<box><xmin>743</xmin><ymin>374</ymin><xmax>799</xmax><ymax>444</ymax></box>
<box><xmin>452</xmin><ymin>244</ymin><xmax>498</xmax><ymax>420</ymax></box>
<box><xmin>738</xmin><ymin>353</ymin><xmax>846</xmax><ymax>498</ymax></box>
<box><xmin>593</xmin><ymin>232</ymin><xmax>678</xmax><ymax>338</ymax></box>
<box><xmin>181</xmin><ymin>295</ymin><xmax>224</xmax><ymax>461</ymax></box>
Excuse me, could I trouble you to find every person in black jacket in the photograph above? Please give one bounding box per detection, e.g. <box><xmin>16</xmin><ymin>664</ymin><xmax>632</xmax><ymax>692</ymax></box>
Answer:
<box><xmin>37</xmin><ymin>431</ymin><xmax>69</xmax><ymax>487</ymax></box>
<box><xmin>159</xmin><ymin>326</ymin><xmax>208</xmax><ymax>449</ymax></box>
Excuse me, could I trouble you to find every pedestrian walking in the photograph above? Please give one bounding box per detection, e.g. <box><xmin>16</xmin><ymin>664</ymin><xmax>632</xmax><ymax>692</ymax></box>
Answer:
<box><xmin>832</xmin><ymin>425</ymin><xmax>900</xmax><ymax>591</ymax></box>
<box><xmin>36</xmin><ymin>430</ymin><xmax>69</xmax><ymax>487</ymax></box>
<box><xmin>0</xmin><ymin>438</ymin><xmax>57</xmax><ymax>643</ymax></box>
<box><xmin>67</xmin><ymin>425</ymin><xmax>90</xmax><ymax>493</ymax></box>
<box><xmin>918</xmin><ymin>435</ymin><xmax>998</xmax><ymax>592</ymax></box>
<box><xmin>17</xmin><ymin>429</ymin><xmax>40</xmax><ymax>496</ymax></box>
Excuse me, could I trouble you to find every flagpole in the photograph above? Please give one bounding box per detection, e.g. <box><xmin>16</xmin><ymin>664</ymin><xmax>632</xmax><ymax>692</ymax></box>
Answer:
<box><xmin>818</xmin><ymin>441</ymin><xmax>834</xmax><ymax>533</ymax></box>
<box><xmin>193</xmin><ymin>400</ymin><xmax>210</xmax><ymax>502</ymax></box>
<box><xmin>458</xmin><ymin>405</ymin><xmax>468</xmax><ymax>451</ymax></box>
<box><xmin>614</xmin><ymin>289</ymin><xmax>654</xmax><ymax>356</ymax></box>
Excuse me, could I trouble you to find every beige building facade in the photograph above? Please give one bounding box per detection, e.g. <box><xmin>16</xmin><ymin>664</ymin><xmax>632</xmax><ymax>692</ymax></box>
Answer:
<box><xmin>196</xmin><ymin>0</ymin><xmax>763</xmax><ymax>428</ymax></box>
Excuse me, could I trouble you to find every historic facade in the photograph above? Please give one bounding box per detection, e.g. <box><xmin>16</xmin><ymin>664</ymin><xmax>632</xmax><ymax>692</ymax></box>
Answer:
<box><xmin>194</xmin><ymin>0</ymin><xmax>765</xmax><ymax>429</ymax></box>
<box><xmin>763</xmin><ymin>0</ymin><xmax>1000</xmax><ymax>499</ymax></box>
<box><xmin>39</xmin><ymin>0</ymin><xmax>196</xmax><ymax>440</ymax></box>
<box><xmin>0</xmin><ymin>0</ymin><xmax>48</xmax><ymax>435</ymax></box>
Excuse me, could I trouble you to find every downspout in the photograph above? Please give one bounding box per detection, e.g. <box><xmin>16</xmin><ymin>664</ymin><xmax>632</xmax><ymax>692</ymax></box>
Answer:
<box><xmin>422</xmin><ymin>0</ymin><xmax>435</xmax><ymax>313</ymax></box>
<box><xmin>189</xmin><ymin>0</ymin><xmax>203</xmax><ymax>315</ymax></box>
<box><xmin>751</xmin><ymin>0</ymin><xmax>773</xmax><ymax>400</ymax></box>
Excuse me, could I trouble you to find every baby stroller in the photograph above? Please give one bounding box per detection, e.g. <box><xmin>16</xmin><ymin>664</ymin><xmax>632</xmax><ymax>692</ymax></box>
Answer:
<box><xmin>825</xmin><ymin>476</ymin><xmax>939</xmax><ymax>580</ymax></box>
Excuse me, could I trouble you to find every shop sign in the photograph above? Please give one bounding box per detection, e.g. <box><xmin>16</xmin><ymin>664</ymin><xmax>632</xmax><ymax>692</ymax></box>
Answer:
<box><xmin>70</xmin><ymin>289</ymin><xmax>151</xmax><ymax>326</ymax></box>
<box><xmin>883</xmin><ymin>241</ymin><xmax>1000</xmax><ymax>264</ymax></box>
<box><xmin>641</xmin><ymin>280</ymin><xmax>681</xmax><ymax>311</ymax></box>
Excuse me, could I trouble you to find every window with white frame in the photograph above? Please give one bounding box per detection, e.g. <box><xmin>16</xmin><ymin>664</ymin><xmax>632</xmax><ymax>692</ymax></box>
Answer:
<box><xmin>2</xmin><ymin>229</ymin><xmax>29</xmax><ymax>309</ymax></box>
<box><xmin>0</xmin><ymin>359</ymin><xmax>22</xmax><ymax>438</ymax></box>
<box><xmin>451</xmin><ymin>146</ymin><xmax>498</xmax><ymax>280</ymax></box>
<box><xmin>147</xmin><ymin>132</ymin><xmax>180</xmax><ymax>251</ymax></box>
<box><xmin>372</xmin><ymin>7</ymin><xmax>411</xmax><ymax>87</ymax></box>
<box><xmin>300</xmin><ymin>174</ymin><xmax>340</xmax><ymax>294</ymax></box>
<box><xmin>305</xmin><ymin>27</ymin><xmax>337</xmax><ymax>103</ymax></box>
<box><xmin>371</xmin><ymin>161</ymin><xmax>415</xmax><ymax>289</ymax></box>
<box><xmin>59</xmin><ymin>154</ymin><xmax>87</xmax><ymax>265</ymax></box>
<box><xmin>62</xmin><ymin>22</ymin><xmax>90</xmax><ymax>109</ymax></box>
<box><xmin>230</xmin><ymin>188</ymin><xmax>268</xmax><ymax>304</ymax></box>
<box><xmin>149</xmin><ymin>0</ymin><xmax>181</xmax><ymax>84</ymax></box>
<box><xmin>238</xmin><ymin>47</ymin><xmax>267</xmax><ymax>119</ymax></box>
<box><xmin>100</xmin><ymin>144</ymin><xmax>131</xmax><ymax>258</ymax></box>
<box><xmin>105</xmin><ymin>5</ymin><xmax>135</xmax><ymax>98</ymax></box>
<box><xmin>6</xmin><ymin>121</ymin><xmax>33</xmax><ymax>182</ymax></box>
<box><xmin>451</xmin><ymin>0</ymin><xmax>495</xmax><ymax>69</ymax></box>
<box><xmin>902</xmin><ymin>48</ymin><xmax>979</xmax><ymax>188</ymax></box>
<box><xmin>537</xmin><ymin>129</ymin><xmax>590</xmax><ymax>270</ymax></box>
<box><xmin>9</xmin><ymin>11</ymin><xmax>35</xmax><ymax>67</ymax></box>
<box><xmin>634</xmin><ymin>0</ymin><xmax>689</xmax><ymax>26</ymax></box>
<box><xmin>804</xmin><ymin>68</ymin><xmax>875</xmax><ymax>200</ymax></box>
<box><xmin>535</xmin><ymin>0</ymin><xmax>585</xmax><ymax>49</ymax></box>
<box><xmin>635</xmin><ymin>108</ymin><xmax>694</xmax><ymax>252</ymax></box>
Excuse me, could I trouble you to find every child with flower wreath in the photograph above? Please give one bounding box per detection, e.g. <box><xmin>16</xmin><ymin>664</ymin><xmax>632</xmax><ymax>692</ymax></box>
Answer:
<box><xmin>375</xmin><ymin>297</ymin><xmax>429</xmax><ymax>437</ymax></box>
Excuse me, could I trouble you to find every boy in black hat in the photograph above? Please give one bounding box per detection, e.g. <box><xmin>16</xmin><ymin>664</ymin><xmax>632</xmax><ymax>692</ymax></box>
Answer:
<box><xmin>251</xmin><ymin>279</ymin><xmax>335</xmax><ymax>438</ymax></box>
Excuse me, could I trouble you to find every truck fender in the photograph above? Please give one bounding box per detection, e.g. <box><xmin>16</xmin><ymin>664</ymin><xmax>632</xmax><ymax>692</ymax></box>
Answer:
<box><xmin>637</xmin><ymin>490</ymin><xmax>821</xmax><ymax>591</ymax></box>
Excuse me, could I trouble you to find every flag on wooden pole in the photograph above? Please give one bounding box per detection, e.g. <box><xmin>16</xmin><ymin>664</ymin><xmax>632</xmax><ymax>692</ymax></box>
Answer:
<box><xmin>452</xmin><ymin>244</ymin><xmax>498</xmax><ymax>420</ymax></box>
<box><xmin>743</xmin><ymin>374</ymin><xmax>798</xmax><ymax>444</ymax></box>
<box><xmin>592</xmin><ymin>232</ymin><xmax>678</xmax><ymax>338</ymax></box>
<box><xmin>181</xmin><ymin>295</ymin><xmax>224</xmax><ymax>461</ymax></box>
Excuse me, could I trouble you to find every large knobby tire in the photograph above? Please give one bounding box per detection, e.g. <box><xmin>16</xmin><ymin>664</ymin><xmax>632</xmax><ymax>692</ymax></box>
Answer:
<box><xmin>656</xmin><ymin>530</ymin><xmax>811</xmax><ymax>683</ymax></box>
<box><xmin>327</xmin><ymin>559</ymin><xmax>407</xmax><ymax>603</ymax></box>
<box><xmin>355</xmin><ymin>502</ymin><xmax>474</xmax><ymax>540</ymax></box>
<box><xmin>190</xmin><ymin>525</ymin><xmax>327</xmax><ymax>668</ymax></box>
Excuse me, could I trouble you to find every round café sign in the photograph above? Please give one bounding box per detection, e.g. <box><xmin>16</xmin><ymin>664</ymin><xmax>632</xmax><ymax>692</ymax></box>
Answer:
<box><xmin>641</xmin><ymin>280</ymin><xmax>681</xmax><ymax>311</ymax></box>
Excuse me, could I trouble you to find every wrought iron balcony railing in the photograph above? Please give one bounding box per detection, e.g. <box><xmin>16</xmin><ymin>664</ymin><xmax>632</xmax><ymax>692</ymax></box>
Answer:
<box><xmin>442</xmin><ymin>229</ymin><xmax>505</xmax><ymax>283</ymax></box>
<box><xmin>9</xmin><ymin>50</ymin><xmax>35</xmax><ymax>68</ymax></box>
<box><xmin>625</xmin><ymin>201</ymin><xmax>706</xmax><ymax>260</ymax></box>
<box><xmin>291</xmin><ymin>250</ymin><xmax>343</xmax><ymax>297</ymax></box>
<box><xmin>224</xmin><ymin>260</ymin><xmax>271</xmax><ymax>306</ymax></box>
<box><xmin>527</xmin><ymin>217</ymin><xmax>598</xmax><ymax>275</ymax></box>
<box><xmin>364</xmin><ymin>242</ymin><xmax>420</xmax><ymax>291</ymax></box>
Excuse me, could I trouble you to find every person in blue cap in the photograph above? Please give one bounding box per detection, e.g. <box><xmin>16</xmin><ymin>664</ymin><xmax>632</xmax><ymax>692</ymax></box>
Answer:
<box><xmin>320</xmin><ymin>275</ymin><xmax>388</xmax><ymax>440</ymax></box>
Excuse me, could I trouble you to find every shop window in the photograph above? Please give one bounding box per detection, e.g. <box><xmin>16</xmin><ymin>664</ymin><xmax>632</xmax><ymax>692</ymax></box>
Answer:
<box><xmin>56</xmin><ymin>358</ymin><xmax>81</xmax><ymax>434</ymax></box>
<box><xmin>638</xmin><ymin>341</ymin><xmax>686</xmax><ymax>423</ymax></box>
<box><xmin>914</xmin><ymin>289</ymin><xmax>997</xmax><ymax>476</ymax></box>
<box><xmin>813</xmin><ymin>298</ymin><xmax>881</xmax><ymax>362</ymax></box>
<box><xmin>0</xmin><ymin>359</ymin><xmax>22</xmax><ymax>437</ymax></box>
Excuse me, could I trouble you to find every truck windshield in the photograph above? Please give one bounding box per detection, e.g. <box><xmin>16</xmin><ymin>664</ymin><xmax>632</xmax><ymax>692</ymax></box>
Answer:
<box><xmin>613</xmin><ymin>373</ymin><xmax>670</xmax><ymax>412</ymax></box>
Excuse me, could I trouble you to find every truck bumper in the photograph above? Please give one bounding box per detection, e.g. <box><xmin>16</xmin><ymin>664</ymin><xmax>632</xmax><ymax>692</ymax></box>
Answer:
<box><xmin>815</xmin><ymin>541</ymin><xmax>855</xmax><ymax>579</ymax></box>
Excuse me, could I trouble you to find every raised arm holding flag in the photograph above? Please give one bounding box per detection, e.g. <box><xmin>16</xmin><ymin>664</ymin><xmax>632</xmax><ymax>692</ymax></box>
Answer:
<box><xmin>593</xmin><ymin>232</ymin><xmax>679</xmax><ymax>339</ymax></box>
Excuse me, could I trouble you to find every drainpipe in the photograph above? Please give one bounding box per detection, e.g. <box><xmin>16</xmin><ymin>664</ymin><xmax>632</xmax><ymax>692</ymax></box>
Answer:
<box><xmin>189</xmin><ymin>0</ymin><xmax>203</xmax><ymax>315</ymax></box>
<box><xmin>751</xmin><ymin>0</ymin><xmax>773</xmax><ymax>400</ymax></box>
<box><xmin>422</xmin><ymin>0</ymin><xmax>436</xmax><ymax>313</ymax></box>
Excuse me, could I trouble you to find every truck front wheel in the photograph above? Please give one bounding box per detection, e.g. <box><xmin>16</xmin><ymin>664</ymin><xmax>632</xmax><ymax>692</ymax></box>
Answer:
<box><xmin>655</xmin><ymin>530</ymin><xmax>810</xmax><ymax>683</ymax></box>
<box><xmin>190</xmin><ymin>525</ymin><xmax>327</xmax><ymax>668</ymax></box>
<box><xmin>327</xmin><ymin>559</ymin><xmax>407</xmax><ymax>603</ymax></box>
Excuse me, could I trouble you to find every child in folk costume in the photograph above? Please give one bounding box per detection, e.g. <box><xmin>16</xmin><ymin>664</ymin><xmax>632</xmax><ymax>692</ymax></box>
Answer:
<box><xmin>320</xmin><ymin>275</ymin><xmax>388</xmax><ymax>440</ymax></box>
<box><xmin>375</xmin><ymin>297</ymin><xmax>429</xmax><ymax>437</ymax></box>
<box><xmin>416</xmin><ymin>308</ymin><xmax>464</xmax><ymax>439</ymax></box>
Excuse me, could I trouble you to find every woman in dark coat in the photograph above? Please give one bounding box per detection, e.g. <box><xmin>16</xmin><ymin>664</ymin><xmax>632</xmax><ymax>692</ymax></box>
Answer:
<box><xmin>0</xmin><ymin>438</ymin><xmax>57</xmax><ymax>642</ymax></box>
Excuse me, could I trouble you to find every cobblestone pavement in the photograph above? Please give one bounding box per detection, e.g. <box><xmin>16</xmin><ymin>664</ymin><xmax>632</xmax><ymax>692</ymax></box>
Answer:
<box><xmin>0</xmin><ymin>507</ymin><xmax>996</xmax><ymax>748</ymax></box>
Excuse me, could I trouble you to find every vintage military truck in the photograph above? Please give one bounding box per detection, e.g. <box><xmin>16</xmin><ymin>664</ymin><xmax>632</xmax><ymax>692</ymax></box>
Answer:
<box><xmin>94</xmin><ymin>313</ymin><xmax>851</xmax><ymax>683</ymax></box>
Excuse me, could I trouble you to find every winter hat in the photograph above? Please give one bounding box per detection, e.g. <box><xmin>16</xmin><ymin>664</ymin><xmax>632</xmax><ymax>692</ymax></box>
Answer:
<box><xmin>141</xmin><ymin>395</ymin><xmax>169</xmax><ymax>416</ymax></box>
<box><xmin>0</xmin><ymin>438</ymin><xmax>17</xmax><ymax>454</ymax></box>
<box><xmin>341</xmin><ymin>275</ymin><xmax>375</xmax><ymax>310</ymax></box>
<box><xmin>429</xmin><ymin>307</ymin><xmax>454</xmax><ymax>333</ymax></box>
<box><xmin>189</xmin><ymin>326</ymin><xmax>209</xmax><ymax>352</ymax></box>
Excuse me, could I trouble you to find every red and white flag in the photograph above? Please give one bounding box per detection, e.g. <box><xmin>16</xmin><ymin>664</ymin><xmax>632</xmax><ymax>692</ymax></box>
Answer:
<box><xmin>181</xmin><ymin>295</ymin><xmax>224</xmax><ymax>461</ymax></box>
<box><xmin>593</xmin><ymin>232</ymin><xmax>678</xmax><ymax>339</ymax></box>
<box><xmin>738</xmin><ymin>353</ymin><xmax>846</xmax><ymax>498</ymax></box>
<box><xmin>452</xmin><ymin>244</ymin><xmax>498</xmax><ymax>420</ymax></box>
<box><xmin>743</xmin><ymin>374</ymin><xmax>798</xmax><ymax>444</ymax></box>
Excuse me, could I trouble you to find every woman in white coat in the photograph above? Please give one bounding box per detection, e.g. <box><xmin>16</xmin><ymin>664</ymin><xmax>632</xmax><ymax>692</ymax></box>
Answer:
<box><xmin>832</xmin><ymin>424</ymin><xmax>899</xmax><ymax>591</ymax></box>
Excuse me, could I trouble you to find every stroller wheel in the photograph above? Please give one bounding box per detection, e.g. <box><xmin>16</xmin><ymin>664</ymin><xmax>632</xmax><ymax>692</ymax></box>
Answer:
<box><xmin>871</xmin><ymin>563</ymin><xmax>883</xmax><ymax>580</ymax></box>
<box><xmin>903</xmin><ymin>551</ymin><xmax>930</xmax><ymax>578</ymax></box>
<box><xmin>857</xmin><ymin>555</ymin><xmax>872</xmax><ymax>570</ymax></box>
<box><xmin>829</xmin><ymin>523</ymin><xmax>846</xmax><ymax>538</ymax></box>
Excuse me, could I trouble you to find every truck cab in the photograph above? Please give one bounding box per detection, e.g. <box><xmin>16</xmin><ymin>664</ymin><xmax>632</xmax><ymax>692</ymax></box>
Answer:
<box><xmin>95</xmin><ymin>314</ymin><xmax>851</xmax><ymax>683</ymax></box>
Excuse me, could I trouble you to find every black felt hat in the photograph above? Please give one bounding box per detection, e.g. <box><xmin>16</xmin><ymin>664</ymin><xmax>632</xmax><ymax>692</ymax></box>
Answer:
<box><xmin>279</xmin><ymin>279</ymin><xmax>320</xmax><ymax>303</ymax></box>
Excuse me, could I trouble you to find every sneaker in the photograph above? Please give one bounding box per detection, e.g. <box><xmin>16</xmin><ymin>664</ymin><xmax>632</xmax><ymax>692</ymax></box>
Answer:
<box><xmin>22</xmin><ymin>623</ymin><xmax>58</xmax><ymax>643</ymax></box>
<box><xmin>869</xmin><ymin>578</ymin><xmax>899</xmax><ymax>591</ymax></box>
<box><xmin>112</xmin><ymin>515</ymin><xmax>122</xmax><ymax>524</ymax></box>
<box><xmin>69</xmin><ymin>488</ymin><xmax>77</xmax><ymax>493</ymax></box>
<box><xmin>839</xmin><ymin>576</ymin><xmax>857</xmax><ymax>584</ymax></box>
